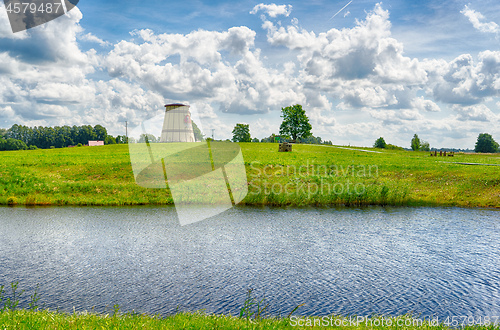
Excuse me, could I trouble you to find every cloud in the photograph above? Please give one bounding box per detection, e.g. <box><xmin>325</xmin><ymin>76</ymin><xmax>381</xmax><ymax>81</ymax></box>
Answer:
<box><xmin>411</xmin><ymin>97</ymin><xmax>441</xmax><ymax>112</ymax></box>
<box><xmin>250</xmin><ymin>3</ymin><xmax>292</xmax><ymax>18</ymax></box>
<box><xmin>0</xmin><ymin>2</ymin><xmax>499</xmax><ymax>148</ymax></box>
<box><xmin>103</xmin><ymin>26</ymin><xmax>304</xmax><ymax>116</ymax></box>
<box><xmin>426</xmin><ymin>51</ymin><xmax>500</xmax><ymax>105</ymax></box>
<box><xmin>260</xmin><ymin>3</ymin><xmax>430</xmax><ymax>115</ymax></box>
<box><xmin>452</xmin><ymin>104</ymin><xmax>498</xmax><ymax>122</ymax></box>
<box><xmin>80</xmin><ymin>33</ymin><xmax>111</xmax><ymax>47</ymax></box>
<box><xmin>461</xmin><ymin>5</ymin><xmax>500</xmax><ymax>35</ymax></box>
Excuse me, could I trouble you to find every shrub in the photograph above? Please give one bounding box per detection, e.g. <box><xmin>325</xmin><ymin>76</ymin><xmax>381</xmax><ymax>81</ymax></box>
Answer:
<box><xmin>386</xmin><ymin>144</ymin><xmax>404</xmax><ymax>151</ymax></box>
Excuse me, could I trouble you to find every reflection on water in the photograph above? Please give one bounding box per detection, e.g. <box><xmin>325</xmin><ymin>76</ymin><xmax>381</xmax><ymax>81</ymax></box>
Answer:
<box><xmin>0</xmin><ymin>205</ymin><xmax>499</xmax><ymax>318</ymax></box>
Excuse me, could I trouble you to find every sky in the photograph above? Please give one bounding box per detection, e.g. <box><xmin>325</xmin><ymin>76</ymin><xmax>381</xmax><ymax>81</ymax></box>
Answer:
<box><xmin>0</xmin><ymin>0</ymin><xmax>499</xmax><ymax>148</ymax></box>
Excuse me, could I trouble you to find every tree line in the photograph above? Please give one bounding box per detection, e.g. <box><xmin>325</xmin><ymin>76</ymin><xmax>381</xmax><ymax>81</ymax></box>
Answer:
<box><xmin>0</xmin><ymin>124</ymin><xmax>127</xmax><ymax>151</ymax></box>
<box><xmin>373</xmin><ymin>133</ymin><xmax>499</xmax><ymax>153</ymax></box>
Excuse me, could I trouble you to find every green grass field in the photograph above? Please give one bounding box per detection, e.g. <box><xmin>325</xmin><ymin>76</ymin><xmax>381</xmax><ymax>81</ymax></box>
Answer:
<box><xmin>0</xmin><ymin>143</ymin><xmax>498</xmax><ymax>207</ymax></box>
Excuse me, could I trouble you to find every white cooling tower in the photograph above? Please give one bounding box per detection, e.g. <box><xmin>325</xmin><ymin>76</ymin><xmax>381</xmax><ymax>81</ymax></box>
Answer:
<box><xmin>160</xmin><ymin>104</ymin><xmax>196</xmax><ymax>143</ymax></box>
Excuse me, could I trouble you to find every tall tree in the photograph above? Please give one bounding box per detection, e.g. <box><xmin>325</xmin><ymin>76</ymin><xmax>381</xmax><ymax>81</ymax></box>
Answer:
<box><xmin>475</xmin><ymin>133</ymin><xmax>499</xmax><ymax>153</ymax></box>
<box><xmin>93</xmin><ymin>125</ymin><xmax>108</xmax><ymax>141</ymax></box>
<box><xmin>279</xmin><ymin>104</ymin><xmax>312</xmax><ymax>141</ymax></box>
<box><xmin>374</xmin><ymin>137</ymin><xmax>387</xmax><ymax>149</ymax></box>
<box><xmin>411</xmin><ymin>134</ymin><xmax>421</xmax><ymax>151</ymax></box>
<box><xmin>80</xmin><ymin>125</ymin><xmax>97</xmax><ymax>144</ymax></box>
<box><xmin>232</xmin><ymin>123</ymin><xmax>251</xmax><ymax>142</ymax></box>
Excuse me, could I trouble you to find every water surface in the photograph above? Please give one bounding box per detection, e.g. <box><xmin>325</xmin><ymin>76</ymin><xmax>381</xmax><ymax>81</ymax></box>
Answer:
<box><xmin>0</xmin><ymin>206</ymin><xmax>499</xmax><ymax>318</ymax></box>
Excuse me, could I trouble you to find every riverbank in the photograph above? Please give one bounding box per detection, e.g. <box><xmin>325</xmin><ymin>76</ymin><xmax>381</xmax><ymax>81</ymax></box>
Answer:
<box><xmin>0</xmin><ymin>143</ymin><xmax>498</xmax><ymax>207</ymax></box>
<box><xmin>1</xmin><ymin>309</ymin><xmax>498</xmax><ymax>329</ymax></box>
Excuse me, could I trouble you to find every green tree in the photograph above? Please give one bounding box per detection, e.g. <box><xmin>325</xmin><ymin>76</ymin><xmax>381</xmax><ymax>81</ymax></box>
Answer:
<box><xmin>411</xmin><ymin>134</ymin><xmax>421</xmax><ymax>151</ymax></box>
<box><xmin>79</xmin><ymin>125</ymin><xmax>98</xmax><ymax>144</ymax></box>
<box><xmin>0</xmin><ymin>138</ymin><xmax>27</xmax><ymax>151</ymax></box>
<box><xmin>299</xmin><ymin>135</ymin><xmax>322</xmax><ymax>144</ymax></box>
<box><xmin>105</xmin><ymin>135</ymin><xmax>117</xmax><ymax>145</ymax></box>
<box><xmin>116</xmin><ymin>135</ymin><xmax>128</xmax><ymax>144</ymax></box>
<box><xmin>232</xmin><ymin>123</ymin><xmax>251</xmax><ymax>142</ymax></box>
<box><xmin>0</xmin><ymin>128</ymin><xmax>7</xmax><ymax>139</ymax></box>
<box><xmin>420</xmin><ymin>141</ymin><xmax>430</xmax><ymax>151</ymax></box>
<box><xmin>260</xmin><ymin>133</ymin><xmax>279</xmax><ymax>143</ymax></box>
<box><xmin>374</xmin><ymin>137</ymin><xmax>387</xmax><ymax>149</ymax></box>
<box><xmin>279</xmin><ymin>104</ymin><xmax>312</xmax><ymax>141</ymax></box>
<box><xmin>93</xmin><ymin>125</ymin><xmax>107</xmax><ymax>141</ymax></box>
<box><xmin>475</xmin><ymin>133</ymin><xmax>499</xmax><ymax>153</ymax></box>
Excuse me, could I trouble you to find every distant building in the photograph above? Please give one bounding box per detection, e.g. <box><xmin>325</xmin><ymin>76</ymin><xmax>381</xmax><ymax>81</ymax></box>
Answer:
<box><xmin>160</xmin><ymin>104</ymin><xmax>196</xmax><ymax>143</ymax></box>
<box><xmin>88</xmin><ymin>141</ymin><xmax>104</xmax><ymax>146</ymax></box>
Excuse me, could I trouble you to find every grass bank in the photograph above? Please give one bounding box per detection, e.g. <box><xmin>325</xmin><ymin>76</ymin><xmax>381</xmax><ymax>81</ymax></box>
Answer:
<box><xmin>0</xmin><ymin>143</ymin><xmax>498</xmax><ymax>207</ymax></box>
<box><xmin>2</xmin><ymin>310</ymin><xmax>500</xmax><ymax>329</ymax></box>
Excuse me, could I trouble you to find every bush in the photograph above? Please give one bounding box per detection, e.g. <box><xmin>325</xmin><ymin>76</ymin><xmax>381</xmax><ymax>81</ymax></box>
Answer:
<box><xmin>386</xmin><ymin>144</ymin><xmax>404</xmax><ymax>151</ymax></box>
<box><xmin>28</xmin><ymin>145</ymin><xmax>38</xmax><ymax>150</ymax></box>
<box><xmin>77</xmin><ymin>143</ymin><xmax>83</xmax><ymax>147</ymax></box>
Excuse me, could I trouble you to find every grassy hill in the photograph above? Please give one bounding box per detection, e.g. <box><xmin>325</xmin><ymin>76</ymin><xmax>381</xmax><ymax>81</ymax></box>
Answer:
<box><xmin>0</xmin><ymin>143</ymin><xmax>499</xmax><ymax>207</ymax></box>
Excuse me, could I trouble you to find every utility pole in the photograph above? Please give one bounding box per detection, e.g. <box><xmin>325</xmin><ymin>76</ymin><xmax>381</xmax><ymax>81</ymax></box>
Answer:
<box><xmin>125</xmin><ymin>121</ymin><xmax>128</xmax><ymax>143</ymax></box>
<box><xmin>211</xmin><ymin>129</ymin><xmax>215</xmax><ymax>141</ymax></box>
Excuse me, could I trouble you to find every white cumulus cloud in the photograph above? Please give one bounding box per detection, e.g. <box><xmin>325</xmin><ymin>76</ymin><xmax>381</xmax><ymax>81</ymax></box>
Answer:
<box><xmin>250</xmin><ymin>3</ymin><xmax>292</xmax><ymax>18</ymax></box>
<box><xmin>461</xmin><ymin>5</ymin><xmax>500</xmax><ymax>35</ymax></box>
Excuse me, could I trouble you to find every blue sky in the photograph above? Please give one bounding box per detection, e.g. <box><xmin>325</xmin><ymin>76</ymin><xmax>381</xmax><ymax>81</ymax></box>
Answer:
<box><xmin>1</xmin><ymin>0</ymin><xmax>499</xmax><ymax>148</ymax></box>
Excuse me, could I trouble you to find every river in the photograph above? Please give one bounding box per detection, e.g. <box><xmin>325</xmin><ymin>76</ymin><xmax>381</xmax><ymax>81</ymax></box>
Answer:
<box><xmin>0</xmin><ymin>206</ymin><xmax>499</xmax><ymax>318</ymax></box>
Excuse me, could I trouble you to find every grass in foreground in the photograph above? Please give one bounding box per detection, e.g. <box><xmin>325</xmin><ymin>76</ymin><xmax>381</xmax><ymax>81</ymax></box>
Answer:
<box><xmin>1</xmin><ymin>310</ymin><xmax>500</xmax><ymax>330</ymax></box>
<box><xmin>0</xmin><ymin>143</ymin><xmax>499</xmax><ymax>207</ymax></box>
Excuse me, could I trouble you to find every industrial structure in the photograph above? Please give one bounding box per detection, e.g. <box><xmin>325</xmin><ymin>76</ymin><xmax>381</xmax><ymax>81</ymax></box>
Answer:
<box><xmin>160</xmin><ymin>104</ymin><xmax>196</xmax><ymax>143</ymax></box>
